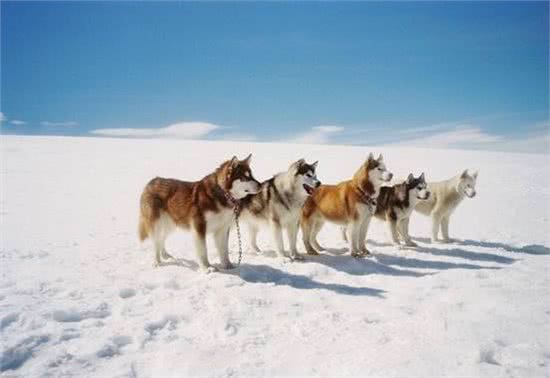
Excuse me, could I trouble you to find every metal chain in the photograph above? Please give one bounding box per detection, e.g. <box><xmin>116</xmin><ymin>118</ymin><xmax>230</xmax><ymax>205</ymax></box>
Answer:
<box><xmin>233</xmin><ymin>204</ymin><xmax>243</xmax><ymax>266</ymax></box>
<box><xmin>224</xmin><ymin>190</ymin><xmax>243</xmax><ymax>267</ymax></box>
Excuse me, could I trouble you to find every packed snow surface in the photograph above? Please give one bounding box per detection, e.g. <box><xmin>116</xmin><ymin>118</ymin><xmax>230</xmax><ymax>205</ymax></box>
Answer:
<box><xmin>1</xmin><ymin>135</ymin><xmax>549</xmax><ymax>377</ymax></box>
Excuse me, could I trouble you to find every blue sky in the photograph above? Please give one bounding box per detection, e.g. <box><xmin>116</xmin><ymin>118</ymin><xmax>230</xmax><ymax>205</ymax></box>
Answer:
<box><xmin>1</xmin><ymin>1</ymin><xmax>548</xmax><ymax>152</ymax></box>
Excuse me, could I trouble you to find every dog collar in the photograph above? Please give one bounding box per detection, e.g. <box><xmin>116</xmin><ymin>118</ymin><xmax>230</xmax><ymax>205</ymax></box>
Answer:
<box><xmin>356</xmin><ymin>187</ymin><xmax>378</xmax><ymax>210</ymax></box>
<box><xmin>223</xmin><ymin>190</ymin><xmax>241</xmax><ymax>213</ymax></box>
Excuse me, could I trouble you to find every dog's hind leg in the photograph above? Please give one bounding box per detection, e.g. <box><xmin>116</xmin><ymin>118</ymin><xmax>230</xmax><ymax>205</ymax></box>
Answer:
<box><xmin>310</xmin><ymin>219</ymin><xmax>325</xmax><ymax>251</ymax></box>
<box><xmin>214</xmin><ymin>226</ymin><xmax>234</xmax><ymax>270</ymax></box>
<box><xmin>286</xmin><ymin>221</ymin><xmax>304</xmax><ymax>261</ymax></box>
<box><xmin>431</xmin><ymin>212</ymin><xmax>443</xmax><ymax>243</ymax></box>
<box><xmin>301</xmin><ymin>217</ymin><xmax>318</xmax><ymax>256</ymax></box>
<box><xmin>248</xmin><ymin>225</ymin><xmax>261</xmax><ymax>253</ymax></box>
<box><xmin>341</xmin><ymin>226</ymin><xmax>348</xmax><ymax>242</ymax></box>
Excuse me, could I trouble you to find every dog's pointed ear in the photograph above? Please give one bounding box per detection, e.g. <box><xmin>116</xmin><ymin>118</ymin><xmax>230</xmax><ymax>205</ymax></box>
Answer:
<box><xmin>461</xmin><ymin>169</ymin><xmax>469</xmax><ymax>179</ymax></box>
<box><xmin>230</xmin><ymin>156</ymin><xmax>238</xmax><ymax>167</ymax></box>
<box><xmin>289</xmin><ymin>158</ymin><xmax>304</xmax><ymax>173</ymax></box>
<box><xmin>472</xmin><ymin>170</ymin><xmax>478</xmax><ymax>179</ymax></box>
<box><xmin>407</xmin><ymin>173</ymin><xmax>414</xmax><ymax>183</ymax></box>
<box><xmin>242</xmin><ymin>153</ymin><xmax>252</xmax><ymax>165</ymax></box>
<box><xmin>419</xmin><ymin>172</ymin><xmax>425</xmax><ymax>181</ymax></box>
<box><xmin>311</xmin><ymin>160</ymin><xmax>319</xmax><ymax>170</ymax></box>
<box><xmin>367</xmin><ymin>152</ymin><xmax>374</xmax><ymax>161</ymax></box>
<box><xmin>377</xmin><ymin>153</ymin><xmax>383</xmax><ymax>162</ymax></box>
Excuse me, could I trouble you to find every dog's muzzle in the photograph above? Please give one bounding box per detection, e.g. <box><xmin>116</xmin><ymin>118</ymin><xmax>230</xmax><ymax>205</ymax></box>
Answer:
<box><xmin>418</xmin><ymin>192</ymin><xmax>430</xmax><ymax>200</ymax></box>
<box><xmin>303</xmin><ymin>183</ymin><xmax>317</xmax><ymax>195</ymax></box>
<box><xmin>464</xmin><ymin>188</ymin><xmax>476</xmax><ymax>198</ymax></box>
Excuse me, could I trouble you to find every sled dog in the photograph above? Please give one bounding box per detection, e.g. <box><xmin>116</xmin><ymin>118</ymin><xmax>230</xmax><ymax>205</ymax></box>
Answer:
<box><xmin>240</xmin><ymin>159</ymin><xmax>321</xmax><ymax>262</ymax></box>
<box><xmin>370</xmin><ymin>172</ymin><xmax>430</xmax><ymax>247</ymax></box>
<box><xmin>138</xmin><ymin>155</ymin><xmax>260</xmax><ymax>272</ymax></box>
<box><xmin>302</xmin><ymin>153</ymin><xmax>393</xmax><ymax>257</ymax></box>
<box><xmin>415</xmin><ymin>169</ymin><xmax>478</xmax><ymax>243</ymax></box>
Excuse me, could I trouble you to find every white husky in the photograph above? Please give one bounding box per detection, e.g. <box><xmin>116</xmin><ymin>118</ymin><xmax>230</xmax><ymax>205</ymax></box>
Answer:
<box><xmin>414</xmin><ymin>169</ymin><xmax>478</xmax><ymax>243</ymax></box>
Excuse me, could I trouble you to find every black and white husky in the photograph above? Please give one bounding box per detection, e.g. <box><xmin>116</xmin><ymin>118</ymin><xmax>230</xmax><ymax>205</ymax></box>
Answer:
<box><xmin>373</xmin><ymin>173</ymin><xmax>430</xmax><ymax>247</ymax></box>
<box><xmin>240</xmin><ymin>159</ymin><xmax>321</xmax><ymax>262</ymax></box>
<box><xmin>415</xmin><ymin>169</ymin><xmax>478</xmax><ymax>243</ymax></box>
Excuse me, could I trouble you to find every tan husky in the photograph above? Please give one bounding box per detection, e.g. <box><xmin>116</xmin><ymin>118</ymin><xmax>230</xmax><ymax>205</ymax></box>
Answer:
<box><xmin>301</xmin><ymin>153</ymin><xmax>393</xmax><ymax>257</ymax></box>
<box><xmin>415</xmin><ymin>169</ymin><xmax>478</xmax><ymax>243</ymax></box>
<box><xmin>138</xmin><ymin>155</ymin><xmax>260</xmax><ymax>273</ymax></box>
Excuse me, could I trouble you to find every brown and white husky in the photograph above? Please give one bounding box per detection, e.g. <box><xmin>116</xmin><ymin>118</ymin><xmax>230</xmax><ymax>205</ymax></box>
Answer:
<box><xmin>138</xmin><ymin>155</ymin><xmax>260</xmax><ymax>273</ymax></box>
<box><xmin>301</xmin><ymin>153</ymin><xmax>393</xmax><ymax>257</ymax></box>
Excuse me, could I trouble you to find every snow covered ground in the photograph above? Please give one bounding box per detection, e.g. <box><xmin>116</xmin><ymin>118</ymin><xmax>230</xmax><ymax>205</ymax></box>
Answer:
<box><xmin>1</xmin><ymin>135</ymin><xmax>549</xmax><ymax>377</ymax></box>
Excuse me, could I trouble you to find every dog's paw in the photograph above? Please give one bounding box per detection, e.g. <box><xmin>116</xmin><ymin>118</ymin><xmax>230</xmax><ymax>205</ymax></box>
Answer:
<box><xmin>290</xmin><ymin>253</ymin><xmax>305</xmax><ymax>261</ymax></box>
<box><xmin>279</xmin><ymin>256</ymin><xmax>293</xmax><ymax>264</ymax></box>
<box><xmin>360</xmin><ymin>249</ymin><xmax>373</xmax><ymax>257</ymax></box>
<box><xmin>306</xmin><ymin>249</ymin><xmax>319</xmax><ymax>256</ymax></box>
<box><xmin>251</xmin><ymin>246</ymin><xmax>262</xmax><ymax>254</ymax></box>
<box><xmin>202</xmin><ymin>266</ymin><xmax>218</xmax><ymax>274</ymax></box>
<box><xmin>351</xmin><ymin>251</ymin><xmax>364</xmax><ymax>258</ymax></box>
<box><xmin>441</xmin><ymin>238</ymin><xmax>455</xmax><ymax>244</ymax></box>
<box><xmin>404</xmin><ymin>240</ymin><xmax>418</xmax><ymax>247</ymax></box>
<box><xmin>161</xmin><ymin>251</ymin><xmax>176</xmax><ymax>261</ymax></box>
<box><xmin>221</xmin><ymin>262</ymin><xmax>236</xmax><ymax>270</ymax></box>
<box><xmin>153</xmin><ymin>260</ymin><xmax>161</xmax><ymax>268</ymax></box>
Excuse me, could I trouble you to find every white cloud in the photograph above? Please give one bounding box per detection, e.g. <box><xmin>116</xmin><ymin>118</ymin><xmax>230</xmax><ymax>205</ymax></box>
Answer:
<box><xmin>0</xmin><ymin>112</ymin><xmax>6</xmax><ymax>122</ymax></box>
<box><xmin>285</xmin><ymin>125</ymin><xmax>345</xmax><ymax>144</ymax></box>
<box><xmin>388</xmin><ymin>124</ymin><xmax>550</xmax><ymax>154</ymax></box>
<box><xmin>10</xmin><ymin>120</ymin><xmax>27</xmax><ymax>126</ymax></box>
<box><xmin>391</xmin><ymin>126</ymin><xmax>503</xmax><ymax>148</ymax></box>
<box><xmin>90</xmin><ymin>122</ymin><xmax>219</xmax><ymax>139</ymax></box>
<box><xmin>41</xmin><ymin>121</ymin><xmax>78</xmax><ymax>127</ymax></box>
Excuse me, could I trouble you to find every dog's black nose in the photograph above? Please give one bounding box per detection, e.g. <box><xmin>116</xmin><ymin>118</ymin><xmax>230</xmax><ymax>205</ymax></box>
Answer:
<box><xmin>316</xmin><ymin>181</ymin><xmax>321</xmax><ymax>188</ymax></box>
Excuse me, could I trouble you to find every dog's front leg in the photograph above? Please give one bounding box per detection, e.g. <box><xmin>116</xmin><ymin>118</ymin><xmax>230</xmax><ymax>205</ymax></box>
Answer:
<box><xmin>192</xmin><ymin>228</ymin><xmax>216</xmax><ymax>273</ymax></box>
<box><xmin>358</xmin><ymin>216</ymin><xmax>372</xmax><ymax>255</ymax></box>
<box><xmin>349</xmin><ymin>221</ymin><xmax>361</xmax><ymax>257</ymax></box>
<box><xmin>248</xmin><ymin>225</ymin><xmax>261</xmax><ymax>253</ymax></box>
<box><xmin>214</xmin><ymin>226</ymin><xmax>234</xmax><ymax>270</ymax></box>
<box><xmin>271</xmin><ymin>220</ymin><xmax>290</xmax><ymax>262</ymax></box>
<box><xmin>441</xmin><ymin>216</ymin><xmax>452</xmax><ymax>242</ymax></box>
<box><xmin>286</xmin><ymin>221</ymin><xmax>304</xmax><ymax>261</ymax></box>
<box><xmin>388</xmin><ymin>219</ymin><xmax>401</xmax><ymax>247</ymax></box>
<box><xmin>399</xmin><ymin>218</ymin><xmax>417</xmax><ymax>247</ymax></box>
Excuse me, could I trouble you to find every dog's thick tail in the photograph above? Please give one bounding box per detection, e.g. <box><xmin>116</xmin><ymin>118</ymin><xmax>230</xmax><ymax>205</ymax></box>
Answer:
<box><xmin>138</xmin><ymin>213</ymin><xmax>149</xmax><ymax>242</ymax></box>
<box><xmin>138</xmin><ymin>177</ymin><xmax>172</xmax><ymax>242</ymax></box>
